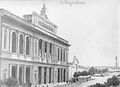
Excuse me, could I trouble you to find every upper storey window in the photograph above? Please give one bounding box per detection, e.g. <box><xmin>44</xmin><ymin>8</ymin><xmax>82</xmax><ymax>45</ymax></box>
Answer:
<box><xmin>50</xmin><ymin>43</ymin><xmax>52</xmax><ymax>54</ymax></box>
<box><xmin>39</xmin><ymin>39</ymin><xmax>42</xmax><ymax>50</ymax></box>
<box><xmin>26</xmin><ymin>36</ymin><xmax>30</xmax><ymax>55</ymax></box>
<box><xmin>39</xmin><ymin>39</ymin><xmax>42</xmax><ymax>56</ymax></box>
<box><xmin>45</xmin><ymin>41</ymin><xmax>47</xmax><ymax>53</ymax></box>
<box><xmin>12</xmin><ymin>32</ymin><xmax>17</xmax><ymax>53</ymax></box>
<box><xmin>19</xmin><ymin>34</ymin><xmax>24</xmax><ymax>54</ymax></box>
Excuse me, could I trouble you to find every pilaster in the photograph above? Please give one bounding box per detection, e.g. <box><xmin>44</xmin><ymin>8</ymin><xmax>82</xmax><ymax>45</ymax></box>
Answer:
<box><xmin>51</xmin><ymin>67</ymin><xmax>54</xmax><ymax>83</ymax></box>
<box><xmin>47</xmin><ymin>42</ymin><xmax>49</xmax><ymax>62</ymax></box>
<box><xmin>17</xmin><ymin>65</ymin><xmax>19</xmax><ymax>80</ymax></box>
<box><xmin>0</xmin><ymin>14</ymin><xmax>2</xmax><ymax>80</ymax></box>
<box><xmin>52</xmin><ymin>45</ymin><xmax>55</xmax><ymax>63</ymax></box>
<box><xmin>24</xmin><ymin>66</ymin><xmax>26</xmax><ymax>83</ymax></box>
<box><xmin>61</xmin><ymin>68</ymin><xmax>63</xmax><ymax>82</ymax></box>
<box><xmin>66</xmin><ymin>67</ymin><xmax>69</xmax><ymax>82</ymax></box>
<box><xmin>46</xmin><ymin>67</ymin><xmax>49</xmax><ymax>83</ymax></box>
<box><xmin>42</xmin><ymin>40</ymin><xmax>45</xmax><ymax>62</ymax></box>
<box><xmin>41</xmin><ymin>67</ymin><xmax>44</xmax><ymax>84</ymax></box>
<box><xmin>59</xmin><ymin>48</ymin><xmax>61</xmax><ymax>62</ymax></box>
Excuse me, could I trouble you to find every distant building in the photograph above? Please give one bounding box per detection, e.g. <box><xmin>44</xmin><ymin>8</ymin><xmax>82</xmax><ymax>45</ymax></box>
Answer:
<box><xmin>0</xmin><ymin>6</ymin><xmax>70</xmax><ymax>87</ymax></box>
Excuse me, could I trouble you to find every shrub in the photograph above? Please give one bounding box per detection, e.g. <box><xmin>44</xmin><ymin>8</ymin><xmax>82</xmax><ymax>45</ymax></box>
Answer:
<box><xmin>4</xmin><ymin>77</ymin><xmax>19</xmax><ymax>87</ymax></box>
<box><xmin>0</xmin><ymin>80</ymin><xmax>4</xmax><ymax>87</ymax></box>
<box><xmin>107</xmin><ymin>76</ymin><xmax>120</xmax><ymax>86</ymax></box>
<box><xmin>73</xmin><ymin>72</ymin><xmax>79</xmax><ymax>78</ymax></box>
<box><xmin>89</xmin><ymin>76</ymin><xmax>120</xmax><ymax>87</ymax></box>
<box><xmin>22</xmin><ymin>83</ymin><xmax>29</xmax><ymax>87</ymax></box>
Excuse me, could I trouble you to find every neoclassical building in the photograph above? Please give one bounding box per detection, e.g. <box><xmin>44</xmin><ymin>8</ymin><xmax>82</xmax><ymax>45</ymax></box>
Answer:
<box><xmin>0</xmin><ymin>6</ymin><xmax>70</xmax><ymax>87</ymax></box>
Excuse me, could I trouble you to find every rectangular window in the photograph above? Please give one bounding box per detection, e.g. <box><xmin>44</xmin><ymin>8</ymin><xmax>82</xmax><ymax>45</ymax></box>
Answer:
<box><xmin>49</xmin><ymin>68</ymin><xmax>51</xmax><ymax>83</ymax></box>
<box><xmin>38</xmin><ymin>67</ymin><xmax>42</xmax><ymax>84</ymax></box>
<box><xmin>26</xmin><ymin>66</ymin><xmax>30</xmax><ymax>84</ymax></box>
<box><xmin>58</xmin><ymin>68</ymin><xmax>60</xmax><ymax>82</ymax></box>
<box><xmin>58</xmin><ymin>48</ymin><xmax>59</xmax><ymax>61</ymax></box>
<box><xmin>61</xmin><ymin>49</ymin><xmax>62</xmax><ymax>61</ymax></box>
<box><xmin>39</xmin><ymin>39</ymin><xmax>42</xmax><ymax>57</ymax></box>
<box><xmin>64</xmin><ymin>50</ymin><xmax>65</xmax><ymax>61</ymax></box>
<box><xmin>39</xmin><ymin>39</ymin><xmax>42</xmax><ymax>50</ymax></box>
<box><xmin>45</xmin><ymin>42</ymin><xmax>47</xmax><ymax>53</ymax></box>
<box><xmin>50</xmin><ymin>43</ymin><xmax>52</xmax><ymax>54</ymax></box>
<box><xmin>11</xmin><ymin>65</ymin><xmax>17</xmax><ymax>78</ymax></box>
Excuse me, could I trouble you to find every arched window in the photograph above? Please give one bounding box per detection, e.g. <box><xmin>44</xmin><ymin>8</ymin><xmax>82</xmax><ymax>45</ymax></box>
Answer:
<box><xmin>19</xmin><ymin>34</ymin><xmax>24</xmax><ymax>54</ymax></box>
<box><xmin>12</xmin><ymin>32</ymin><xmax>17</xmax><ymax>53</ymax></box>
<box><xmin>26</xmin><ymin>36</ymin><xmax>30</xmax><ymax>55</ymax></box>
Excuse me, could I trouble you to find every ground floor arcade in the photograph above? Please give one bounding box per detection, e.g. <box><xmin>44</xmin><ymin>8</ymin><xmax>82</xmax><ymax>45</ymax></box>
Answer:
<box><xmin>0</xmin><ymin>58</ymin><xmax>69</xmax><ymax>87</ymax></box>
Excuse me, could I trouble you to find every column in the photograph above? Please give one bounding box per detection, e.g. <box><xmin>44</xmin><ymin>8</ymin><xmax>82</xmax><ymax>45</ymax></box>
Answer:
<box><xmin>59</xmin><ymin>48</ymin><xmax>61</xmax><ymax>62</ymax></box>
<box><xmin>9</xmin><ymin>64</ymin><xmax>12</xmax><ymax>77</ymax></box>
<box><xmin>62</xmin><ymin>49</ymin><xmax>64</xmax><ymax>62</ymax></box>
<box><xmin>55</xmin><ymin>67</ymin><xmax>57</xmax><ymax>83</ymax></box>
<box><xmin>16</xmin><ymin>31</ymin><xmax>18</xmax><ymax>54</ymax></box>
<box><xmin>66</xmin><ymin>67</ymin><xmax>69</xmax><ymax>82</ymax></box>
<box><xmin>64</xmin><ymin>49</ymin><xmax>66</xmax><ymax>62</ymax></box>
<box><xmin>61</xmin><ymin>68</ymin><xmax>63</xmax><ymax>82</ymax></box>
<box><xmin>52</xmin><ymin>45</ymin><xmax>55</xmax><ymax>63</ymax></box>
<box><xmin>24</xmin><ymin>66</ymin><xmax>26</xmax><ymax>83</ymax></box>
<box><xmin>31</xmin><ymin>37</ymin><xmax>34</xmax><ymax>60</ymax></box>
<box><xmin>51</xmin><ymin>67</ymin><xmax>53</xmax><ymax>83</ymax></box>
<box><xmin>47</xmin><ymin>42</ymin><xmax>49</xmax><ymax>62</ymax></box>
<box><xmin>30</xmin><ymin>66</ymin><xmax>34</xmax><ymax>85</ymax></box>
<box><xmin>53</xmin><ymin>67</ymin><xmax>57</xmax><ymax>83</ymax></box>
<box><xmin>54</xmin><ymin>46</ymin><xmax>56</xmax><ymax>63</ymax></box>
<box><xmin>66</xmin><ymin>49</ymin><xmax>68</xmax><ymax>62</ymax></box>
<box><xmin>59</xmin><ymin>68</ymin><xmax>61</xmax><ymax>83</ymax></box>
<box><xmin>0</xmin><ymin>15</ymin><xmax>2</xmax><ymax>80</ymax></box>
<box><xmin>17</xmin><ymin>65</ymin><xmax>19</xmax><ymax>80</ymax></box>
<box><xmin>41</xmin><ymin>41</ymin><xmax>45</xmax><ymax>62</ymax></box>
<box><xmin>56</xmin><ymin>46</ymin><xmax>58</xmax><ymax>62</ymax></box>
<box><xmin>41</xmin><ymin>67</ymin><xmax>44</xmax><ymax>84</ymax></box>
<box><xmin>62</xmin><ymin>68</ymin><xmax>64</xmax><ymax>82</ymax></box>
<box><xmin>46</xmin><ymin>67</ymin><xmax>49</xmax><ymax>83</ymax></box>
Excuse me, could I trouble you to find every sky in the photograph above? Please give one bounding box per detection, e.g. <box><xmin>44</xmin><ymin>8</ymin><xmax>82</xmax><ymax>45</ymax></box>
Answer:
<box><xmin>0</xmin><ymin>0</ymin><xmax>119</xmax><ymax>66</ymax></box>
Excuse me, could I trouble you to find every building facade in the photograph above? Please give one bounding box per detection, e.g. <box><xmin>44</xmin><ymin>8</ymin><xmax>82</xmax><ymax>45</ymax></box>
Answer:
<box><xmin>0</xmin><ymin>7</ymin><xmax>70</xmax><ymax>87</ymax></box>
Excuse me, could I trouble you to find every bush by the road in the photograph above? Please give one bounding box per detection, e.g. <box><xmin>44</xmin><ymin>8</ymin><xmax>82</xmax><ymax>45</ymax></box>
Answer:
<box><xmin>107</xmin><ymin>76</ymin><xmax>119</xmax><ymax>86</ymax></box>
<box><xmin>4</xmin><ymin>77</ymin><xmax>19</xmax><ymax>87</ymax></box>
<box><xmin>88</xmin><ymin>76</ymin><xmax>120</xmax><ymax>87</ymax></box>
<box><xmin>73</xmin><ymin>71</ymin><xmax>90</xmax><ymax>78</ymax></box>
